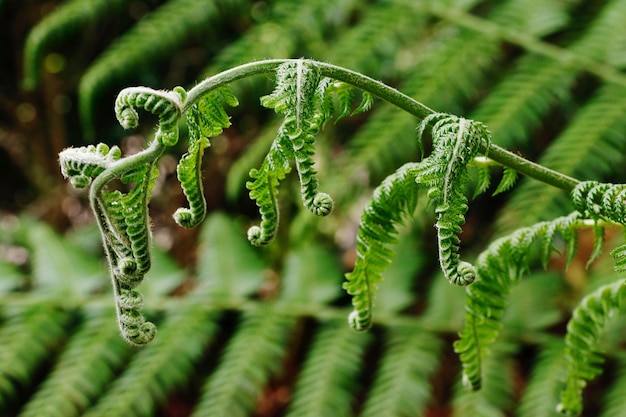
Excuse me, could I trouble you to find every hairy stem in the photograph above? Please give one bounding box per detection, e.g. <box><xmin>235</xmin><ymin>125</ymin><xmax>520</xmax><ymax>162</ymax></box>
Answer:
<box><xmin>185</xmin><ymin>59</ymin><xmax>580</xmax><ymax>193</ymax></box>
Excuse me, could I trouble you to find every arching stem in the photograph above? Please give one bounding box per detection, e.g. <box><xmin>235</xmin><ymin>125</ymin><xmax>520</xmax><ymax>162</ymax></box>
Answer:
<box><xmin>185</xmin><ymin>59</ymin><xmax>580</xmax><ymax>193</ymax></box>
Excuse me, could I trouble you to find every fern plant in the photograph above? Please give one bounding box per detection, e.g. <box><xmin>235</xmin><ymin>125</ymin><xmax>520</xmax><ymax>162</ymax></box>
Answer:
<box><xmin>51</xmin><ymin>55</ymin><xmax>626</xmax><ymax>416</ymax></box>
<box><xmin>10</xmin><ymin>0</ymin><xmax>626</xmax><ymax>415</ymax></box>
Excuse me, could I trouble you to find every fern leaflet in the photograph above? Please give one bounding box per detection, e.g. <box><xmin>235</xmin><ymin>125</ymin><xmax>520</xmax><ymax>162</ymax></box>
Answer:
<box><xmin>247</xmin><ymin>60</ymin><xmax>335</xmax><ymax>246</ymax></box>
<box><xmin>557</xmin><ymin>280</ymin><xmax>626</xmax><ymax>416</ymax></box>
<box><xmin>454</xmin><ymin>212</ymin><xmax>584</xmax><ymax>391</ymax></box>
<box><xmin>343</xmin><ymin>162</ymin><xmax>420</xmax><ymax>331</ymax></box>
<box><xmin>174</xmin><ymin>87</ymin><xmax>238</xmax><ymax>228</ymax></box>
<box><xmin>417</xmin><ymin>113</ymin><xmax>491</xmax><ymax>286</ymax></box>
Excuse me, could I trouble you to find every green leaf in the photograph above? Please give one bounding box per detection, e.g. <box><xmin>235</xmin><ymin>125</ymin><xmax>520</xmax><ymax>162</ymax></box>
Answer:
<box><xmin>280</xmin><ymin>243</ymin><xmax>343</xmax><ymax>305</ymax></box>
<box><xmin>196</xmin><ymin>212</ymin><xmax>267</xmax><ymax>299</ymax></box>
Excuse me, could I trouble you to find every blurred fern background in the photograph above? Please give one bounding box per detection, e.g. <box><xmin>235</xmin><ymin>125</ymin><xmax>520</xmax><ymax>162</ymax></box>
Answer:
<box><xmin>2</xmin><ymin>0</ymin><xmax>626</xmax><ymax>415</ymax></box>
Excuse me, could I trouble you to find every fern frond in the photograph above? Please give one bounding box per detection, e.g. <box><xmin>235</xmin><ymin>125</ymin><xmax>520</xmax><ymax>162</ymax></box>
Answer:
<box><xmin>417</xmin><ymin>114</ymin><xmax>491</xmax><ymax>286</ymax></box>
<box><xmin>600</xmin><ymin>354</ymin><xmax>626</xmax><ymax>417</ymax></box>
<box><xmin>515</xmin><ymin>339</ymin><xmax>566</xmax><ymax>417</ymax></box>
<box><xmin>114</xmin><ymin>86</ymin><xmax>185</xmax><ymax>146</ymax></box>
<box><xmin>78</xmin><ymin>0</ymin><xmax>245</xmax><ymax>135</ymax></box>
<box><xmin>92</xmin><ymin>159</ymin><xmax>160</xmax><ymax>346</ymax></box>
<box><xmin>343</xmin><ymin>162</ymin><xmax>420</xmax><ymax>331</ymax></box>
<box><xmin>21</xmin><ymin>0</ymin><xmax>128</xmax><ymax>90</ymax></box>
<box><xmin>572</xmin><ymin>181</ymin><xmax>626</xmax><ymax>225</ymax></box>
<box><xmin>82</xmin><ymin>306</ymin><xmax>219</xmax><ymax>417</ymax></box>
<box><xmin>16</xmin><ymin>310</ymin><xmax>132</xmax><ymax>417</ymax></box>
<box><xmin>492</xmin><ymin>166</ymin><xmax>518</xmax><ymax>196</ymax></box>
<box><xmin>359</xmin><ymin>327</ymin><xmax>441</xmax><ymax>417</ymax></box>
<box><xmin>174</xmin><ymin>87</ymin><xmax>237</xmax><ymax>228</ymax></box>
<box><xmin>454</xmin><ymin>212</ymin><xmax>582</xmax><ymax>390</ymax></box>
<box><xmin>452</xmin><ymin>341</ymin><xmax>516</xmax><ymax>417</ymax></box>
<box><xmin>0</xmin><ymin>306</ymin><xmax>71</xmax><ymax>410</ymax></box>
<box><xmin>557</xmin><ymin>280</ymin><xmax>626</xmax><ymax>416</ymax></box>
<box><xmin>59</xmin><ymin>143</ymin><xmax>121</xmax><ymax>189</ymax></box>
<box><xmin>245</xmin><ymin>137</ymin><xmax>291</xmax><ymax>247</ymax></box>
<box><xmin>284</xmin><ymin>321</ymin><xmax>372</xmax><ymax>417</ymax></box>
<box><xmin>248</xmin><ymin>60</ymin><xmax>335</xmax><ymax>245</ymax></box>
<box><xmin>190</xmin><ymin>311</ymin><xmax>294</xmax><ymax>417</ymax></box>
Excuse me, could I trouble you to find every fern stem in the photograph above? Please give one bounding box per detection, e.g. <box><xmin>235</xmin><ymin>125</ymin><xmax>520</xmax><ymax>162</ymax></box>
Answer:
<box><xmin>186</xmin><ymin>59</ymin><xmax>580</xmax><ymax>193</ymax></box>
<box><xmin>482</xmin><ymin>142</ymin><xmax>579</xmax><ymax>192</ymax></box>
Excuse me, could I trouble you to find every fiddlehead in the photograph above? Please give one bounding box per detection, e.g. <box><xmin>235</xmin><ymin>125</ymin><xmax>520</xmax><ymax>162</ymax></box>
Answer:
<box><xmin>174</xmin><ymin>87</ymin><xmax>238</xmax><ymax>228</ymax></box>
<box><xmin>343</xmin><ymin>162</ymin><xmax>421</xmax><ymax>331</ymax></box>
<box><xmin>246</xmin><ymin>137</ymin><xmax>292</xmax><ymax>246</ymax></box>
<box><xmin>557</xmin><ymin>280</ymin><xmax>626</xmax><ymax>416</ymax></box>
<box><xmin>416</xmin><ymin>113</ymin><xmax>491</xmax><ymax>286</ymax></box>
<box><xmin>59</xmin><ymin>143</ymin><xmax>121</xmax><ymax>189</ymax></box>
<box><xmin>571</xmin><ymin>181</ymin><xmax>626</xmax><ymax>225</ymax></box>
<box><xmin>115</xmin><ymin>86</ymin><xmax>186</xmax><ymax>146</ymax></box>
<box><xmin>248</xmin><ymin>59</ymin><xmax>334</xmax><ymax>245</ymax></box>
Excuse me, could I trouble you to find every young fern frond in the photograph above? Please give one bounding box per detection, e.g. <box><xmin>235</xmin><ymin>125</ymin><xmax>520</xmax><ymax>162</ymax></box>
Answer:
<box><xmin>417</xmin><ymin>113</ymin><xmax>491</xmax><ymax>287</ymax></box>
<box><xmin>454</xmin><ymin>212</ymin><xmax>583</xmax><ymax>391</ymax></box>
<box><xmin>343</xmin><ymin>162</ymin><xmax>420</xmax><ymax>331</ymax></box>
<box><xmin>115</xmin><ymin>86</ymin><xmax>185</xmax><ymax>146</ymax></box>
<box><xmin>557</xmin><ymin>280</ymin><xmax>626</xmax><ymax>416</ymax></box>
<box><xmin>59</xmin><ymin>143</ymin><xmax>121</xmax><ymax>189</ymax></box>
<box><xmin>174</xmin><ymin>87</ymin><xmax>238</xmax><ymax>228</ymax></box>
<box><xmin>245</xmin><ymin>136</ymin><xmax>292</xmax><ymax>246</ymax></box>
<box><xmin>247</xmin><ymin>60</ymin><xmax>335</xmax><ymax>246</ymax></box>
<box><xmin>96</xmin><ymin>163</ymin><xmax>159</xmax><ymax>346</ymax></box>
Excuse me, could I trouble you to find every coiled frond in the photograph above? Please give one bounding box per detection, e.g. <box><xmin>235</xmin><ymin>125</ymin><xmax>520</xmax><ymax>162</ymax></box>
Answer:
<box><xmin>417</xmin><ymin>113</ymin><xmax>491</xmax><ymax>287</ymax></box>
<box><xmin>245</xmin><ymin>136</ymin><xmax>291</xmax><ymax>246</ymax></box>
<box><xmin>174</xmin><ymin>87</ymin><xmax>238</xmax><ymax>228</ymax></box>
<box><xmin>114</xmin><ymin>86</ymin><xmax>185</xmax><ymax>146</ymax></box>
<box><xmin>247</xmin><ymin>60</ymin><xmax>337</xmax><ymax>245</ymax></box>
<box><xmin>343</xmin><ymin>162</ymin><xmax>420</xmax><ymax>331</ymax></box>
<box><xmin>95</xmin><ymin>162</ymin><xmax>159</xmax><ymax>346</ymax></box>
<box><xmin>572</xmin><ymin>181</ymin><xmax>626</xmax><ymax>225</ymax></box>
<box><xmin>557</xmin><ymin>280</ymin><xmax>626</xmax><ymax>416</ymax></box>
<box><xmin>454</xmin><ymin>212</ymin><xmax>583</xmax><ymax>391</ymax></box>
<box><xmin>59</xmin><ymin>143</ymin><xmax>121</xmax><ymax>189</ymax></box>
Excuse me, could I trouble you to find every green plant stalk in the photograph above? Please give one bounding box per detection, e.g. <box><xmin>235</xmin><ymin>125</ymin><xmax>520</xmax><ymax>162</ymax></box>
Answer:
<box><xmin>185</xmin><ymin>59</ymin><xmax>580</xmax><ymax>193</ymax></box>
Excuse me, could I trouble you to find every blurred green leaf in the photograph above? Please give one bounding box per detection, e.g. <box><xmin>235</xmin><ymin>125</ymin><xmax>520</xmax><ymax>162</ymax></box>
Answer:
<box><xmin>196</xmin><ymin>212</ymin><xmax>267</xmax><ymax>299</ymax></box>
<box><xmin>280</xmin><ymin>243</ymin><xmax>343</xmax><ymax>305</ymax></box>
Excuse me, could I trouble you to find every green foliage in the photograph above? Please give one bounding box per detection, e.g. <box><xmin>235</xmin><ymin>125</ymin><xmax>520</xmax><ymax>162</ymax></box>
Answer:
<box><xmin>557</xmin><ymin>281</ymin><xmax>626</xmax><ymax>416</ymax></box>
<box><xmin>343</xmin><ymin>162</ymin><xmax>420</xmax><ymax>331</ymax></box>
<box><xmin>14</xmin><ymin>0</ymin><xmax>626</xmax><ymax>415</ymax></box>
<box><xmin>454</xmin><ymin>212</ymin><xmax>583</xmax><ymax>391</ymax></box>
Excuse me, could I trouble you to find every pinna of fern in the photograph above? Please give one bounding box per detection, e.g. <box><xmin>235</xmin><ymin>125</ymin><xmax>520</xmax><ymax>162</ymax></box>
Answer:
<box><xmin>345</xmin><ymin>113</ymin><xmax>491</xmax><ymax>331</ymax></box>
<box><xmin>247</xmin><ymin>60</ymin><xmax>335</xmax><ymax>246</ymax></box>
<box><xmin>453</xmin><ymin>212</ymin><xmax>584</xmax><ymax>391</ymax></box>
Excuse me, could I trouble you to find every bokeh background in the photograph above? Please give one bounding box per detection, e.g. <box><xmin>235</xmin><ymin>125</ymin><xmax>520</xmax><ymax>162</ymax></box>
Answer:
<box><xmin>2</xmin><ymin>0</ymin><xmax>626</xmax><ymax>416</ymax></box>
